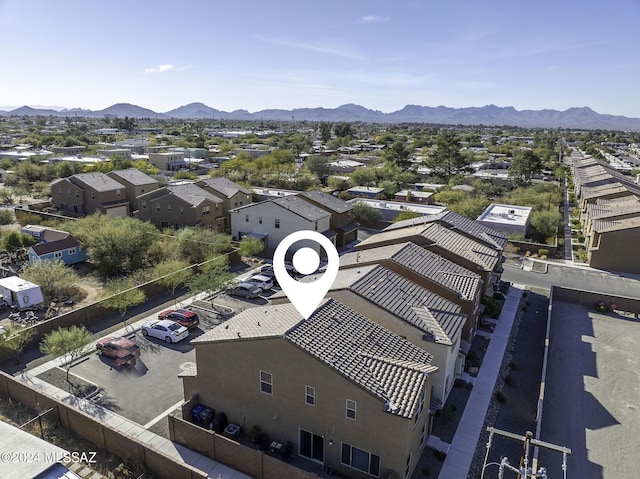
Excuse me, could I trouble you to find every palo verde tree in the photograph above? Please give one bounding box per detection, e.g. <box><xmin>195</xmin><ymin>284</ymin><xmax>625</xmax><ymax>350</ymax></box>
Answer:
<box><xmin>101</xmin><ymin>277</ymin><xmax>146</xmax><ymax>332</ymax></box>
<box><xmin>0</xmin><ymin>325</ymin><xmax>35</xmax><ymax>364</ymax></box>
<box><xmin>40</xmin><ymin>325</ymin><xmax>93</xmax><ymax>384</ymax></box>
<box><xmin>21</xmin><ymin>259</ymin><xmax>85</xmax><ymax>306</ymax></box>
<box><xmin>65</xmin><ymin>214</ymin><xmax>158</xmax><ymax>276</ymax></box>
<box><xmin>153</xmin><ymin>259</ymin><xmax>191</xmax><ymax>305</ymax></box>
<box><xmin>187</xmin><ymin>256</ymin><xmax>234</xmax><ymax>299</ymax></box>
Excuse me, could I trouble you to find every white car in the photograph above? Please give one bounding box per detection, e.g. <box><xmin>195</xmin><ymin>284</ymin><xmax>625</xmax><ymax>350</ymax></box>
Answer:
<box><xmin>245</xmin><ymin>274</ymin><xmax>274</xmax><ymax>291</ymax></box>
<box><xmin>141</xmin><ymin>319</ymin><xmax>189</xmax><ymax>343</ymax></box>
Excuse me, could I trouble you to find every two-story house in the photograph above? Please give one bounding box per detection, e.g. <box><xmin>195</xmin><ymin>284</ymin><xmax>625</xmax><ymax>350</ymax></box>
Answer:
<box><xmin>272</xmin><ymin>265</ymin><xmax>465</xmax><ymax>410</ymax></box>
<box><xmin>299</xmin><ymin>190</ymin><xmax>358</xmax><ymax>247</ymax></box>
<box><xmin>50</xmin><ymin>172</ymin><xmax>129</xmax><ymax>217</ymax></box>
<box><xmin>230</xmin><ymin>196</ymin><xmax>332</xmax><ymax>255</ymax></box>
<box><xmin>359</xmin><ymin>221</ymin><xmax>503</xmax><ymax>295</ymax></box>
<box><xmin>340</xmin><ymin>242</ymin><xmax>483</xmax><ymax>346</ymax></box>
<box><xmin>107</xmin><ymin>168</ymin><xmax>160</xmax><ymax>213</ymax></box>
<box><xmin>135</xmin><ymin>184</ymin><xmax>225</xmax><ymax>231</ymax></box>
<box><xmin>147</xmin><ymin>151</ymin><xmax>187</xmax><ymax>171</ymax></box>
<box><xmin>195</xmin><ymin>177</ymin><xmax>252</xmax><ymax>230</ymax></box>
<box><xmin>181</xmin><ymin>298</ymin><xmax>437</xmax><ymax>479</ymax></box>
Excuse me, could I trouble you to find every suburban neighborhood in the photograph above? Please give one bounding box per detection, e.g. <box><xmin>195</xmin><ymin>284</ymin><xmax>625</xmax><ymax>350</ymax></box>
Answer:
<box><xmin>1</xmin><ymin>105</ymin><xmax>640</xmax><ymax>479</ymax></box>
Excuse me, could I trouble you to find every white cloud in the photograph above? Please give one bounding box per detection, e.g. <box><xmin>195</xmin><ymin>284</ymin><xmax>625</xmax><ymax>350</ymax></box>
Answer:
<box><xmin>144</xmin><ymin>64</ymin><xmax>175</xmax><ymax>74</ymax></box>
<box><xmin>358</xmin><ymin>15</ymin><xmax>388</xmax><ymax>24</ymax></box>
<box><xmin>256</xmin><ymin>36</ymin><xmax>363</xmax><ymax>60</ymax></box>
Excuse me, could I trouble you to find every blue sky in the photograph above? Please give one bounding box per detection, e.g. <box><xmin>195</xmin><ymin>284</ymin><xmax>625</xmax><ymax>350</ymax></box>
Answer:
<box><xmin>2</xmin><ymin>0</ymin><xmax>640</xmax><ymax>117</ymax></box>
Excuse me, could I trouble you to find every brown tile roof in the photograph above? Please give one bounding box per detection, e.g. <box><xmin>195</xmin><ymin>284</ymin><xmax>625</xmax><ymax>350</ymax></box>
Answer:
<box><xmin>194</xmin><ymin>298</ymin><xmax>437</xmax><ymax>418</ymax></box>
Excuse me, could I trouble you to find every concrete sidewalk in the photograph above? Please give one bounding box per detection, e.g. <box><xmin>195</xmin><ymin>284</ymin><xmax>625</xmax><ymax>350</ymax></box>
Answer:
<box><xmin>438</xmin><ymin>284</ymin><xmax>524</xmax><ymax>479</ymax></box>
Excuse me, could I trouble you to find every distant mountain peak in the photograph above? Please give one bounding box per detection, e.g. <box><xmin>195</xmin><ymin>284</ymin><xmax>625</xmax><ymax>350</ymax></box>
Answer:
<box><xmin>1</xmin><ymin>102</ymin><xmax>638</xmax><ymax>130</ymax></box>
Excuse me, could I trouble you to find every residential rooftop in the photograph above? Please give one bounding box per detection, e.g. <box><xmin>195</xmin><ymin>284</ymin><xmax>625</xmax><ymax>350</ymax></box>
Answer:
<box><xmin>476</xmin><ymin>203</ymin><xmax>532</xmax><ymax>227</ymax></box>
<box><xmin>194</xmin><ymin>298</ymin><xmax>437</xmax><ymax>418</ymax></box>
<box><xmin>340</xmin><ymin>242</ymin><xmax>482</xmax><ymax>301</ymax></box>
<box><xmin>299</xmin><ymin>189</ymin><xmax>353</xmax><ymax>214</ymax></box>
<box><xmin>108</xmin><ymin>168</ymin><xmax>159</xmax><ymax>186</ymax></box>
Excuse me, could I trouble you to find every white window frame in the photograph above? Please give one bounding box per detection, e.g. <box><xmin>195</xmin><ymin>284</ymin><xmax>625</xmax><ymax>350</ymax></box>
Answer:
<box><xmin>53</xmin><ymin>251</ymin><xmax>63</xmax><ymax>259</ymax></box>
<box><xmin>260</xmin><ymin>370</ymin><xmax>272</xmax><ymax>395</ymax></box>
<box><xmin>275</xmin><ymin>218</ymin><xmax>280</xmax><ymax>229</ymax></box>
<box><xmin>305</xmin><ymin>385</ymin><xmax>315</xmax><ymax>406</ymax></box>
<box><xmin>67</xmin><ymin>248</ymin><xmax>76</xmax><ymax>255</ymax></box>
<box><xmin>346</xmin><ymin>399</ymin><xmax>357</xmax><ymax>420</ymax></box>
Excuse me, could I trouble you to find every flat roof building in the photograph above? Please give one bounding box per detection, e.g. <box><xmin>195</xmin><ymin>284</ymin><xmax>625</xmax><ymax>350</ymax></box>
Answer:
<box><xmin>476</xmin><ymin>203</ymin><xmax>532</xmax><ymax>236</ymax></box>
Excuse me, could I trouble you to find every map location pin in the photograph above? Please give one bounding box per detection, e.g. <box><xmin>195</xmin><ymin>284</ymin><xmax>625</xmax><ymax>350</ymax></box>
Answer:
<box><xmin>273</xmin><ymin>230</ymin><xmax>339</xmax><ymax>320</ymax></box>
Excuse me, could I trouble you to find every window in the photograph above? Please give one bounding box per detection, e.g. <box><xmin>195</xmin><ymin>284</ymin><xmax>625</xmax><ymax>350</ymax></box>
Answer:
<box><xmin>420</xmin><ymin>422</ymin><xmax>426</xmax><ymax>448</ymax></box>
<box><xmin>156</xmin><ymin>203</ymin><xmax>160</xmax><ymax>212</ymax></box>
<box><xmin>305</xmin><ymin>386</ymin><xmax>315</xmax><ymax>406</ymax></box>
<box><xmin>91</xmin><ymin>192</ymin><xmax>96</xmax><ymax>200</ymax></box>
<box><xmin>167</xmin><ymin>204</ymin><xmax>172</xmax><ymax>212</ymax></box>
<box><xmin>415</xmin><ymin>386</ymin><xmax>426</xmax><ymax>423</ymax></box>
<box><xmin>314</xmin><ymin>220</ymin><xmax>318</xmax><ymax>231</ymax></box>
<box><xmin>202</xmin><ymin>205</ymin><xmax>210</xmax><ymax>215</ymax></box>
<box><xmin>53</xmin><ymin>251</ymin><xmax>63</xmax><ymax>259</ymax></box>
<box><xmin>116</xmin><ymin>189</ymin><xmax>121</xmax><ymax>196</ymax></box>
<box><xmin>275</xmin><ymin>219</ymin><xmax>280</xmax><ymax>229</ymax></box>
<box><xmin>260</xmin><ymin>370</ymin><xmax>272</xmax><ymax>395</ymax></box>
<box><xmin>404</xmin><ymin>453</ymin><xmax>411</xmax><ymax>479</ymax></box>
<box><xmin>180</xmin><ymin>206</ymin><xmax>184</xmax><ymax>216</ymax></box>
<box><xmin>75</xmin><ymin>191</ymin><xmax>80</xmax><ymax>198</ymax></box>
<box><xmin>142</xmin><ymin>201</ymin><xmax>147</xmax><ymax>209</ymax></box>
<box><xmin>258</xmin><ymin>216</ymin><xmax>262</xmax><ymax>224</ymax></box>
<box><xmin>67</xmin><ymin>248</ymin><xmax>76</xmax><ymax>255</ymax></box>
<box><xmin>341</xmin><ymin>444</ymin><xmax>380</xmax><ymax>476</ymax></box>
<box><xmin>346</xmin><ymin>399</ymin><xmax>356</xmax><ymax>420</ymax></box>
<box><xmin>300</xmin><ymin>429</ymin><xmax>324</xmax><ymax>462</ymax></box>
<box><xmin>245</xmin><ymin>214</ymin><xmax>249</xmax><ymax>222</ymax></box>
<box><xmin>141</xmin><ymin>187</ymin><xmax>145</xmax><ymax>193</ymax></box>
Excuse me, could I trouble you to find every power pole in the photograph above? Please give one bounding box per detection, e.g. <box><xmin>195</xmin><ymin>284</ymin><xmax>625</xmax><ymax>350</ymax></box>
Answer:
<box><xmin>481</xmin><ymin>427</ymin><xmax>571</xmax><ymax>479</ymax></box>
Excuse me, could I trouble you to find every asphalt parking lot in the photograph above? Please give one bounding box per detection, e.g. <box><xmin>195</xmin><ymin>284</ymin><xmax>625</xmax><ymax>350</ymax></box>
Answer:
<box><xmin>69</xmin><ymin>327</ymin><xmax>197</xmax><ymax>426</ymax></box>
<box><xmin>62</xmin><ymin>288</ymin><xmax>279</xmax><ymax>427</ymax></box>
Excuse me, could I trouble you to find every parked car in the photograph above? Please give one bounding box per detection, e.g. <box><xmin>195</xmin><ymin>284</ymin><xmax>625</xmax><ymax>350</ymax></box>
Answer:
<box><xmin>141</xmin><ymin>319</ymin><xmax>189</xmax><ymax>343</ymax></box>
<box><xmin>158</xmin><ymin>309</ymin><xmax>200</xmax><ymax>329</ymax></box>
<box><xmin>96</xmin><ymin>336</ymin><xmax>140</xmax><ymax>368</ymax></box>
<box><xmin>244</xmin><ymin>274</ymin><xmax>274</xmax><ymax>291</ymax></box>
<box><xmin>228</xmin><ymin>282</ymin><xmax>262</xmax><ymax>299</ymax></box>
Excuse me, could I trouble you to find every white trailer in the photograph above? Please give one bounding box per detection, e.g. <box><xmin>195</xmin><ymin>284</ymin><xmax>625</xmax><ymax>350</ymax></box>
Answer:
<box><xmin>0</xmin><ymin>276</ymin><xmax>45</xmax><ymax>310</ymax></box>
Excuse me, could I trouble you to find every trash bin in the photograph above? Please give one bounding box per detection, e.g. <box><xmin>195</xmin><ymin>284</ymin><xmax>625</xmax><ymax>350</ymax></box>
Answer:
<box><xmin>212</xmin><ymin>412</ymin><xmax>228</xmax><ymax>434</ymax></box>
<box><xmin>224</xmin><ymin>423</ymin><xmax>241</xmax><ymax>440</ymax></box>
<box><xmin>191</xmin><ymin>405</ymin><xmax>214</xmax><ymax>428</ymax></box>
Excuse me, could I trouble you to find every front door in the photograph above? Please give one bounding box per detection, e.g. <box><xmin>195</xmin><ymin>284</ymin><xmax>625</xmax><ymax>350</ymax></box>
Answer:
<box><xmin>299</xmin><ymin>429</ymin><xmax>324</xmax><ymax>463</ymax></box>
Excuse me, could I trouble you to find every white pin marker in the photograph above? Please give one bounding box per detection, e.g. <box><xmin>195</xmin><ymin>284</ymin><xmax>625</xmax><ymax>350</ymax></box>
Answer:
<box><xmin>273</xmin><ymin>230</ymin><xmax>339</xmax><ymax>320</ymax></box>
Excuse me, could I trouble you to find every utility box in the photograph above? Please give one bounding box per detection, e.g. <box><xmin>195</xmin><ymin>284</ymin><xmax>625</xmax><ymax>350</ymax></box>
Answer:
<box><xmin>0</xmin><ymin>277</ymin><xmax>45</xmax><ymax>310</ymax></box>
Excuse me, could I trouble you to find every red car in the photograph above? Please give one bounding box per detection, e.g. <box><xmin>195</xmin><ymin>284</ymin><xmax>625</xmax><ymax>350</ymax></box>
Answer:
<box><xmin>96</xmin><ymin>336</ymin><xmax>140</xmax><ymax>369</ymax></box>
<box><xmin>158</xmin><ymin>309</ymin><xmax>200</xmax><ymax>329</ymax></box>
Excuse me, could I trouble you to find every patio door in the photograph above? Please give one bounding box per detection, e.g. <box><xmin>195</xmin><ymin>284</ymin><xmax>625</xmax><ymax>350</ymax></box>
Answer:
<box><xmin>299</xmin><ymin>429</ymin><xmax>324</xmax><ymax>463</ymax></box>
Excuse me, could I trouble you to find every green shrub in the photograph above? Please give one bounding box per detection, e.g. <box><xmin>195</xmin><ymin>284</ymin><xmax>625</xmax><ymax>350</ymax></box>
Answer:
<box><xmin>0</xmin><ymin>209</ymin><xmax>13</xmax><ymax>225</ymax></box>
<box><xmin>496</xmin><ymin>391</ymin><xmax>507</xmax><ymax>403</ymax></box>
<box><xmin>538</xmin><ymin>248</ymin><xmax>549</xmax><ymax>256</ymax></box>
<box><xmin>481</xmin><ymin>295</ymin><xmax>503</xmax><ymax>318</ymax></box>
<box><xmin>504</xmin><ymin>375</ymin><xmax>512</xmax><ymax>386</ymax></box>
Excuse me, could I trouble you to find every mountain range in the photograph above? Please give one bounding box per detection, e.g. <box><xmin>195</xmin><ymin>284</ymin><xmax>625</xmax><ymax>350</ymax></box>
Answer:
<box><xmin>1</xmin><ymin>102</ymin><xmax>639</xmax><ymax>130</ymax></box>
